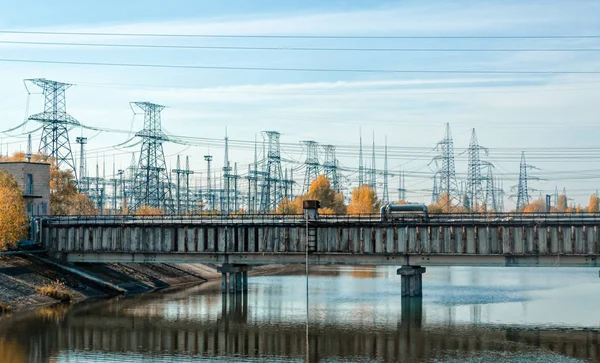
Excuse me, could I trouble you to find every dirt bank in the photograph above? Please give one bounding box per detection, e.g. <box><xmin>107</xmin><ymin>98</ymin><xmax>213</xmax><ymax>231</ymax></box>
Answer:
<box><xmin>0</xmin><ymin>255</ymin><xmax>299</xmax><ymax>312</ymax></box>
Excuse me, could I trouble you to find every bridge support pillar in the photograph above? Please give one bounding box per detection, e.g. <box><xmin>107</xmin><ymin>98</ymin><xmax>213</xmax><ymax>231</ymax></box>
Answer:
<box><xmin>221</xmin><ymin>273</ymin><xmax>228</xmax><ymax>293</ymax></box>
<box><xmin>397</xmin><ymin>266</ymin><xmax>426</xmax><ymax>297</ymax></box>
<box><xmin>217</xmin><ymin>264</ymin><xmax>251</xmax><ymax>294</ymax></box>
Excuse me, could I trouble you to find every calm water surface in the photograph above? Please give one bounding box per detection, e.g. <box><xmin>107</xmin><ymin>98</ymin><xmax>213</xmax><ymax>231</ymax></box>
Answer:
<box><xmin>1</xmin><ymin>266</ymin><xmax>600</xmax><ymax>362</ymax></box>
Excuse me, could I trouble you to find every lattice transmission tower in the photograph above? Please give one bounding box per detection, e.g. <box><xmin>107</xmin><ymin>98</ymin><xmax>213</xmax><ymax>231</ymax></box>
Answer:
<box><xmin>515</xmin><ymin>152</ymin><xmax>530</xmax><ymax>210</ymax></box>
<box><xmin>25</xmin><ymin>79</ymin><xmax>79</xmax><ymax>178</ymax></box>
<box><xmin>431</xmin><ymin>123</ymin><xmax>459</xmax><ymax>209</ymax></box>
<box><xmin>130</xmin><ymin>102</ymin><xmax>173</xmax><ymax>213</ymax></box>
<box><xmin>513</xmin><ymin>151</ymin><xmax>538</xmax><ymax>211</ymax></box>
<box><xmin>302</xmin><ymin>140</ymin><xmax>320</xmax><ymax>192</ymax></box>
<box><xmin>484</xmin><ymin>167</ymin><xmax>497</xmax><ymax>211</ymax></box>
<box><xmin>260</xmin><ymin>131</ymin><xmax>284</xmax><ymax>212</ymax></box>
<box><xmin>466</xmin><ymin>129</ymin><xmax>488</xmax><ymax>211</ymax></box>
<box><xmin>322</xmin><ymin>144</ymin><xmax>340</xmax><ymax>192</ymax></box>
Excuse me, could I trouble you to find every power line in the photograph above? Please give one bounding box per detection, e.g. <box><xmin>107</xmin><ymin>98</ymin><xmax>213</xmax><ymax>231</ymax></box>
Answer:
<box><xmin>2</xmin><ymin>58</ymin><xmax>600</xmax><ymax>74</ymax></box>
<box><xmin>2</xmin><ymin>30</ymin><xmax>600</xmax><ymax>39</ymax></box>
<box><xmin>4</xmin><ymin>40</ymin><xmax>600</xmax><ymax>52</ymax></box>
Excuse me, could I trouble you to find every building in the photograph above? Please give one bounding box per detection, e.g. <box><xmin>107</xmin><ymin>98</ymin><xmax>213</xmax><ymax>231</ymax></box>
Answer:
<box><xmin>0</xmin><ymin>162</ymin><xmax>51</xmax><ymax>216</ymax></box>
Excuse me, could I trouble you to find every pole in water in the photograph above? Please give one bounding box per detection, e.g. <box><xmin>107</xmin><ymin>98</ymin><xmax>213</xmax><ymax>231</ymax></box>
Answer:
<box><xmin>305</xmin><ymin>212</ymin><xmax>310</xmax><ymax>363</ymax></box>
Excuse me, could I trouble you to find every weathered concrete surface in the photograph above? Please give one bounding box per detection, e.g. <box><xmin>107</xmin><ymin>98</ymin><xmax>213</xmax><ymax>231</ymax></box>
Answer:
<box><xmin>0</xmin><ymin>254</ymin><xmax>302</xmax><ymax>312</ymax></box>
<box><xmin>43</xmin><ymin>222</ymin><xmax>600</xmax><ymax>267</ymax></box>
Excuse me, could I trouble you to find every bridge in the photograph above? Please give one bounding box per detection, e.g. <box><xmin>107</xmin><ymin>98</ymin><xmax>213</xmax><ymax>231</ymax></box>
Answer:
<box><xmin>37</xmin><ymin>213</ymin><xmax>600</xmax><ymax>296</ymax></box>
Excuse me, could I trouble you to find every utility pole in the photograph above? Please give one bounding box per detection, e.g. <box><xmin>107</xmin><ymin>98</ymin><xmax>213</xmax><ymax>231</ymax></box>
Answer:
<box><xmin>370</xmin><ymin>132</ymin><xmax>377</xmax><ymax>193</ymax></box>
<box><xmin>232</xmin><ymin>162</ymin><xmax>239</xmax><ymax>212</ymax></box>
<box><xmin>223</xmin><ymin>130</ymin><xmax>233</xmax><ymax>214</ymax></box>
<box><xmin>25</xmin><ymin>78</ymin><xmax>79</xmax><ymax>178</ymax></box>
<box><xmin>358</xmin><ymin>128</ymin><xmax>364</xmax><ymax>186</ymax></box>
<box><xmin>117</xmin><ymin>169</ymin><xmax>125</xmax><ymax>213</ymax></box>
<box><xmin>26</xmin><ymin>134</ymin><xmax>32</xmax><ymax>162</ymax></box>
<box><xmin>75</xmin><ymin>137</ymin><xmax>88</xmax><ymax>192</ymax></box>
<box><xmin>397</xmin><ymin>168</ymin><xmax>406</xmax><ymax>202</ymax></box>
<box><xmin>204</xmin><ymin>154</ymin><xmax>213</xmax><ymax>211</ymax></box>
<box><xmin>431</xmin><ymin>173</ymin><xmax>439</xmax><ymax>205</ymax></box>
<box><xmin>110</xmin><ymin>159</ymin><xmax>118</xmax><ymax>214</ymax></box>
<box><xmin>172</xmin><ymin>155</ymin><xmax>183</xmax><ymax>214</ymax></box>
<box><xmin>382</xmin><ymin>136</ymin><xmax>391</xmax><ymax>204</ymax></box>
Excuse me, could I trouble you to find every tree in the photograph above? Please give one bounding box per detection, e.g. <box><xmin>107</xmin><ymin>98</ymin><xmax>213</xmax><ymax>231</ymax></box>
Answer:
<box><xmin>306</xmin><ymin>175</ymin><xmax>346</xmax><ymax>214</ymax></box>
<box><xmin>277</xmin><ymin>197</ymin><xmax>302</xmax><ymax>215</ymax></box>
<box><xmin>134</xmin><ymin>205</ymin><xmax>163</xmax><ymax>216</ymax></box>
<box><xmin>522</xmin><ymin>200</ymin><xmax>546</xmax><ymax>213</ymax></box>
<box><xmin>68</xmin><ymin>193</ymin><xmax>98</xmax><ymax>215</ymax></box>
<box><xmin>347</xmin><ymin>185</ymin><xmax>379</xmax><ymax>215</ymax></box>
<box><xmin>589</xmin><ymin>194</ymin><xmax>599</xmax><ymax>213</ymax></box>
<box><xmin>50</xmin><ymin>168</ymin><xmax>79</xmax><ymax>215</ymax></box>
<box><xmin>0</xmin><ymin>170</ymin><xmax>29</xmax><ymax>250</ymax></box>
<box><xmin>556</xmin><ymin>194</ymin><xmax>568</xmax><ymax>212</ymax></box>
<box><xmin>277</xmin><ymin>175</ymin><xmax>346</xmax><ymax>215</ymax></box>
<box><xmin>428</xmin><ymin>193</ymin><xmax>465</xmax><ymax>213</ymax></box>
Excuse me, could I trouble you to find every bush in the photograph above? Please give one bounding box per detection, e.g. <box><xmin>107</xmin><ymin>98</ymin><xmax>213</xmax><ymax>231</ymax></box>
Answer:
<box><xmin>0</xmin><ymin>302</ymin><xmax>11</xmax><ymax>313</ymax></box>
<box><xmin>37</xmin><ymin>281</ymin><xmax>72</xmax><ymax>303</ymax></box>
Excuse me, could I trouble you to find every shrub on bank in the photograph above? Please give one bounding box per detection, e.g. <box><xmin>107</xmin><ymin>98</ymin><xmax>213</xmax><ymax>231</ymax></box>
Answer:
<box><xmin>37</xmin><ymin>281</ymin><xmax>72</xmax><ymax>303</ymax></box>
<box><xmin>0</xmin><ymin>302</ymin><xmax>11</xmax><ymax>313</ymax></box>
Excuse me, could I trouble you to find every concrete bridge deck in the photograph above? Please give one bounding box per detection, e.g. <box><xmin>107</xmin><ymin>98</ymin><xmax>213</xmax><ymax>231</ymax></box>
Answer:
<box><xmin>40</xmin><ymin>214</ymin><xmax>600</xmax><ymax>267</ymax></box>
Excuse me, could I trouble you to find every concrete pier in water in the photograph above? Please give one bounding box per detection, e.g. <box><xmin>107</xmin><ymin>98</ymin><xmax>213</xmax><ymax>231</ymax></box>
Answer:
<box><xmin>397</xmin><ymin>266</ymin><xmax>426</xmax><ymax>297</ymax></box>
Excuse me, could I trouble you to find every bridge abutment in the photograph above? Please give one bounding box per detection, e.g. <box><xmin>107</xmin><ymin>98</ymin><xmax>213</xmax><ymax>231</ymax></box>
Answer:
<box><xmin>397</xmin><ymin>266</ymin><xmax>426</xmax><ymax>297</ymax></box>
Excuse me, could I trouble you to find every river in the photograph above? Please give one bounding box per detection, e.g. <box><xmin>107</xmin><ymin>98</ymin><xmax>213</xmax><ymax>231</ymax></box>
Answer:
<box><xmin>1</xmin><ymin>266</ymin><xmax>599</xmax><ymax>362</ymax></box>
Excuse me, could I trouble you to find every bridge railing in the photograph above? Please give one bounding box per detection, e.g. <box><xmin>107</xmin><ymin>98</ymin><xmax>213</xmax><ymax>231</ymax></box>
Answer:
<box><xmin>41</xmin><ymin>212</ymin><xmax>600</xmax><ymax>227</ymax></box>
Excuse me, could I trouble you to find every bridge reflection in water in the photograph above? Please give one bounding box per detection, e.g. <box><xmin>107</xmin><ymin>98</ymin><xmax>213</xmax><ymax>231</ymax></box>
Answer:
<box><xmin>1</xmin><ymin>284</ymin><xmax>599</xmax><ymax>362</ymax></box>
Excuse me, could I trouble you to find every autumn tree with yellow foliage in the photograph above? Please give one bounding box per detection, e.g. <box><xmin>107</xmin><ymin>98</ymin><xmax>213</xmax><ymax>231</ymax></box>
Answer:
<box><xmin>134</xmin><ymin>205</ymin><xmax>164</xmax><ymax>216</ymax></box>
<box><xmin>522</xmin><ymin>199</ymin><xmax>546</xmax><ymax>213</ymax></box>
<box><xmin>588</xmin><ymin>194</ymin><xmax>599</xmax><ymax>213</ymax></box>
<box><xmin>428</xmin><ymin>193</ymin><xmax>465</xmax><ymax>213</ymax></box>
<box><xmin>556</xmin><ymin>194</ymin><xmax>568</xmax><ymax>212</ymax></box>
<box><xmin>0</xmin><ymin>170</ymin><xmax>29</xmax><ymax>250</ymax></box>
<box><xmin>347</xmin><ymin>184</ymin><xmax>379</xmax><ymax>215</ymax></box>
<box><xmin>278</xmin><ymin>175</ymin><xmax>346</xmax><ymax>215</ymax></box>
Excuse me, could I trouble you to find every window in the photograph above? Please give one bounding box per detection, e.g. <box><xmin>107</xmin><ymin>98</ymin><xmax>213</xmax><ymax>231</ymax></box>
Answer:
<box><xmin>26</xmin><ymin>174</ymin><xmax>33</xmax><ymax>195</ymax></box>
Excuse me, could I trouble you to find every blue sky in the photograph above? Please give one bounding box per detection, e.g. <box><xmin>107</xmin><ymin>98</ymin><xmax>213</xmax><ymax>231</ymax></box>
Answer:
<box><xmin>1</xmin><ymin>0</ymin><xmax>600</xmax><ymax>208</ymax></box>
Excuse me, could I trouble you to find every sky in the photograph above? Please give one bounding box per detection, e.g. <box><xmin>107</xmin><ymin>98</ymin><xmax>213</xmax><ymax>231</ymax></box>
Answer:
<box><xmin>1</xmin><ymin>0</ymin><xmax>600</xmax><ymax>208</ymax></box>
